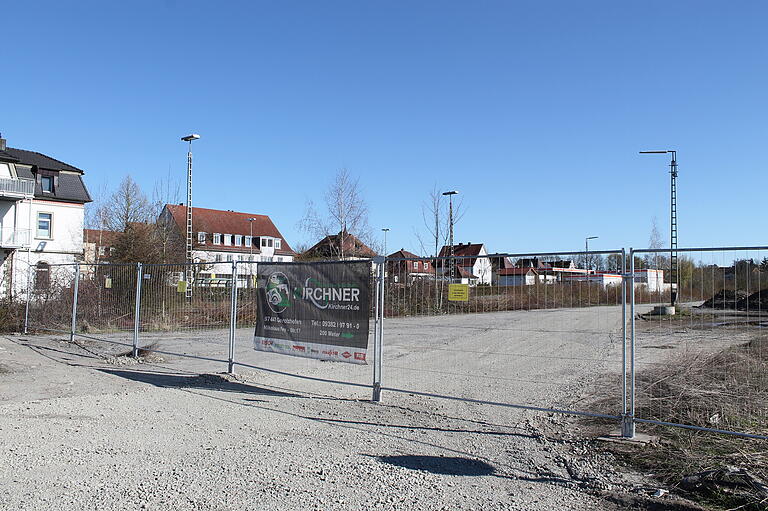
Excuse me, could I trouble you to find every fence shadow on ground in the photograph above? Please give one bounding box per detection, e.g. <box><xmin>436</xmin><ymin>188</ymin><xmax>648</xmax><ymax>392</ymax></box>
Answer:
<box><xmin>97</xmin><ymin>369</ymin><xmax>300</xmax><ymax>397</ymax></box>
<box><xmin>376</xmin><ymin>455</ymin><xmax>496</xmax><ymax>476</ymax></box>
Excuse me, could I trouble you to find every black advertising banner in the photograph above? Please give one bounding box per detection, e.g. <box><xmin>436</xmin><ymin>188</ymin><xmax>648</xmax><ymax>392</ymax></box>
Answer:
<box><xmin>253</xmin><ymin>261</ymin><xmax>371</xmax><ymax>364</ymax></box>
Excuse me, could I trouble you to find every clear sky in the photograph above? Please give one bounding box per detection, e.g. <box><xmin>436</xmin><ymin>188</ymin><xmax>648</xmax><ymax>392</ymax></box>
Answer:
<box><xmin>4</xmin><ymin>1</ymin><xmax>767</xmax><ymax>255</ymax></box>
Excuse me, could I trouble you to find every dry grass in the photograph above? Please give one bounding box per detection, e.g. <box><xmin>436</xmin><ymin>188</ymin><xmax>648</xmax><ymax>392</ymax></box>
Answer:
<box><xmin>589</xmin><ymin>334</ymin><xmax>768</xmax><ymax>510</ymax></box>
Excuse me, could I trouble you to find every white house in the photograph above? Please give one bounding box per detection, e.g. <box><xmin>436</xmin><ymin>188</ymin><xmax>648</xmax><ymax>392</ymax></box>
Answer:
<box><xmin>436</xmin><ymin>243</ymin><xmax>493</xmax><ymax>286</ymax></box>
<box><xmin>497</xmin><ymin>267</ymin><xmax>558</xmax><ymax>286</ymax></box>
<box><xmin>159</xmin><ymin>204</ymin><xmax>296</xmax><ymax>287</ymax></box>
<box><xmin>0</xmin><ymin>137</ymin><xmax>90</xmax><ymax>297</ymax></box>
<box><xmin>561</xmin><ymin>272</ymin><xmax>624</xmax><ymax>288</ymax></box>
<box><xmin>633</xmin><ymin>269</ymin><xmax>667</xmax><ymax>293</ymax></box>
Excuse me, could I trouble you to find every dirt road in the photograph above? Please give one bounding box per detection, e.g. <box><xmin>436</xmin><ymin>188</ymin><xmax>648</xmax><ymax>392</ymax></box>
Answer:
<box><xmin>1</xmin><ymin>306</ymin><xmax>700</xmax><ymax>510</ymax></box>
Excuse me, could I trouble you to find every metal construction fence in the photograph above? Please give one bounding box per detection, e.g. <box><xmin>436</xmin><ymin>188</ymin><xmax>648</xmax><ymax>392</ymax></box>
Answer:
<box><xmin>20</xmin><ymin>246</ymin><xmax>768</xmax><ymax>440</ymax></box>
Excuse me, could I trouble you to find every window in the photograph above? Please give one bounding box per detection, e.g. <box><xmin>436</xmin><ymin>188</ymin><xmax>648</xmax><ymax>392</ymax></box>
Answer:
<box><xmin>261</xmin><ymin>238</ymin><xmax>267</xmax><ymax>247</ymax></box>
<box><xmin>41</xmin><ymin>176</ymin><xmax>53</xmax><ymax>193</ymax></box>
<box><xmin>198</xmin><ymin>232</ymin><xmax>206</xmax><ymax>243</ymax></box>
<box><xmin>414</xmin><ymin>261</ymin><xmax>420</xmax><ymax>270</ymax></box>
<box><xmin>263</xmin><ymin>256</ymin><xmax>273</xmax><ymax>262</ymax></box>
<box><xmin>213</xmin><ymin>233</ymin><xmax>221</xmax><ymax>245</ymax></box>
<box><xmin>234</xmin><ymin>235</ymin><xmax>242</xmax><ymax>246</ymax></box>
<box><xmin>267</xmin><ymin>238</ymin><xmax>273</xmax><ymax>247</ymax></box>
<box><xmin>224</xmin><ymin>235</ymin><xmax>232</xmax><ymax>246</ymax></box>
<box><xmin>424</xmin><ymin>262</ymin><xmax>430</xmax><ymax>270</ymax></box>
<box><xmin>36</xmin><ymin>213</ymin><xmax>52</xmax><ymax>238</ymax></box>
<box><xmin>249</xmin><ymin>255</ymin><xmax>255</xmax><ymax>262</ymax></box>
<box><xmin>34</xmin><ymin>262</ymin><xmax>50</xmax><ymax>290</ymax></box>
<box><xmin>245</xmin><ymin>236</ymin><xmax>252</xmax><ymax>248</ymax></box>
<box><xmin>98</xmin><ymin>247</ymin><xmax>106</xmax><ymax>256</ymax></box>
<box><xmin>215</xmin><ymin>254</ymin><xmax>222</xmax><ymax>262</ymax></box>
<box><xmin>275</xmin><ymin>239</ymin><xmax>281</xmax><ymax>249</ymax></box>
<box><xmin>226</xmin><ymin>254</ymin><xmax>233</xmax><ymax>262</ymax></box>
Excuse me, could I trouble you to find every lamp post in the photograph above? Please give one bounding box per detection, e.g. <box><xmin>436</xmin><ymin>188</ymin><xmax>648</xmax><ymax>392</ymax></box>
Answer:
<box><xmin>585</xmin><ymin>236</ymin><xmax>598</xmax><ymax>272</ymax></box>
<box><xmin>248</xmin><ymin>218</ymin><xmax>257</xmax><ymax>257</ymax></box>
<box><xmin>246</xmin><ymin>217</ymin><xmax>258</xmax><ymax>288</ymax></box>
<box><xmin>442</xmin><ymin>190</ymin><xmax>459</xmax><ymax>282</ymax></box>
<box><xmin>381</xmin><ymin>228</ymin><xmax>390</xmax><ymax>256</ymax></box>
<box><xmin>640</xmin><ymin>150</ymin><xmax>678</xmax><ymax>306</ymax></box>
<box><xmin>181</xmin><ymin>134</ymin><xmax>200</xmax><ymax>299</ymax></box>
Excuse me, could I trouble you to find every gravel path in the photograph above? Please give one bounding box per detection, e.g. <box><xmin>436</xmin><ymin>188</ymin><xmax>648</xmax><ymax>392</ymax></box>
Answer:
<box><xmin>0</xmin><ymin>306</ymin><xmax>713</xmax><ymax>510</ymax></box>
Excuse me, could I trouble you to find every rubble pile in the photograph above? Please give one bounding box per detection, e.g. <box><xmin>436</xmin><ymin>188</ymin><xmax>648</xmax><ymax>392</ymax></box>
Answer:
<box><xmin>699</xmin><ymin>289</ymin><xmax>748</xmax><ymax>309</ymax></box>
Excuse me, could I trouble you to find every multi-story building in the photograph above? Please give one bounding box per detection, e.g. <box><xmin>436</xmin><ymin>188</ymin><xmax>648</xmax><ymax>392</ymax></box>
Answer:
<box><xmin>0</xmin><ymin>136</ymin><xmax>91</xmax><ymax>297</ymax></box>
<box><xmin>158</xmin><ymin>204</ymin><xmax>295</xmax><ymax>285</ymax></box>
<box><xmin>386</xmin><ymin>249</ymin><xmax>433</xmax><ymax>283</ymax></box>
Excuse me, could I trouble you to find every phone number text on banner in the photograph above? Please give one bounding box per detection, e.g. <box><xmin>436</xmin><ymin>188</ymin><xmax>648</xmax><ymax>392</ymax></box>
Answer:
<box><xmin>253</xmin><ymin>261</ymin><xmax>371</xmax><ymax>364</ymax></box>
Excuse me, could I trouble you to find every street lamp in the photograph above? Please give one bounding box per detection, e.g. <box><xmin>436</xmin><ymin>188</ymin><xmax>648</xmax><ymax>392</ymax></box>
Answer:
<box><xmin>248</xmin><ymin>217</ymin><xmax>257</xmax><ymax>288</ymax></box>
<box><xmin>442</xmin><ymin>190</ymin><xmax>459</xmax><ymax>282</ymax></box>
<box><xmin>248</xmin><ymin>218</ymin><xmax>257</xmax><ymax>257</ymax></box>
<box><xmin>585</xmin><ymin>236</ymin><xmax>598</xmax><ymax>272</ymax></box>
<box><xmin>381</xmin><ymin>228</ymin><xmax>390</xmax><ymax>256</ymax></box>
<box><xmin>181</xmin><ymin>134</ymin><xmax>200</xmax><ymax>299</ymax></box>
<box><xmin>640</xmin><ymin>150</ymin><xmax>678</xmax><ymax>306</ymax></box>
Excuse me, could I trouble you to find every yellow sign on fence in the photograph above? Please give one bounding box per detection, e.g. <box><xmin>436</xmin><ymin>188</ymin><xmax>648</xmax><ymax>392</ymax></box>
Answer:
<box><xmin>448</xmin><ymin>283</ymin><xmax>469</xmax><ymax>302</ymax></box>
<box><xmin>177</xmin><ymin>280</ymin><xmax>188</xmax><ymax>293</ymax></box>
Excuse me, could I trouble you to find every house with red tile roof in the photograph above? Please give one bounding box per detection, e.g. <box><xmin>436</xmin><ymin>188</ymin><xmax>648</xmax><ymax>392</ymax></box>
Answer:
<box><xmin>301</xmin><ymin>230</ymin><xmax>376</xmax><ymax>261</ymax></box>
<box><xmin>159</xmin><ymin>204</ymin><xmax>295</xmax><ymax>282</ymax></box>
<box><xmin>386</xmin><ymin>249</ymin><xmax>433</xmax><ymax>282</ymax></box>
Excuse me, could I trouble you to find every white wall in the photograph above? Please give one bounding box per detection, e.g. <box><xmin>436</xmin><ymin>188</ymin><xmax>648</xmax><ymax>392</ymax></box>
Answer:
<box><xmin>0</xmin><ymin>199</ymin><xmax>84</xmax><ymax>298</ymax></box>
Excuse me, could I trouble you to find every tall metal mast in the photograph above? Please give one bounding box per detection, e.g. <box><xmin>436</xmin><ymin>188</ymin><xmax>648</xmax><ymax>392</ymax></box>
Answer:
<box><xmin>669</xmin><ymin>151</ymin><xmax>678</xmax><ymax>306</ymax></box>
<box><xmin>181</xmin><ymin>134</ymin><xmax>200</xmax><ymax>300</ymax></box>
<box><xmin>640</xmin><ymin>149</ymin><xmax>679</xmax><ymax>306</ymax></box>
<box><xmin>442</xmin><ymin>190</ymin><xmax>458</xmax><ymax>282</ymax></box>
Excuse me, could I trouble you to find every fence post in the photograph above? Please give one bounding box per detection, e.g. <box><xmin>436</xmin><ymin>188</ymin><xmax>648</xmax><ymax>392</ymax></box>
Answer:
<box><xmin>132</xmin><ymin>262</ymin><xmax>143</xmax><ymax>358</ymax></box>
<box><xmin>228</xmin><ymin>260</ymin><xmax>238</xmax><ymax>374</ymax></box>
<box><xmin>377</xmin><ymin>258</ymin><xmax>385</xmax><ymax>396</ymax></box>
<box><xmin>23</xmin><ymin>261</ymin><xmax>32</xmax><ymax>335</ymax></box>
<box><xmin>69</xmin><ymin>264</ymin><xmax>81</xmax><ymax>343</ymax></box>
<box><xmin>621</xmin><ymin>250</ymin><xmax>636</xmax><ymax>439</ymax></box>
<box><xmin>372</xmin><ymin>257</ymin><xmax>384</xmax><ymax>402</ymax></box>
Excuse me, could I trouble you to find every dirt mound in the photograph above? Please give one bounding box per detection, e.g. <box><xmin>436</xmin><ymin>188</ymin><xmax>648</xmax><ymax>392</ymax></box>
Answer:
<box><xmin>699</xmin><ymin>289</ymin><xmax>748</xmax><ymax>309</ymax></box>
<box><xmin>736</xmin><ymin>289</ymin><xmax>768</xmax><ymax>311</ymax></box>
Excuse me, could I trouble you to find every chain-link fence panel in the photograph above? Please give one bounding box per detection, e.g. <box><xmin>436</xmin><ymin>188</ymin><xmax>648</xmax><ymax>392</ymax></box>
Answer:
<box><xmin>74</xmin><ymin>263</ymin><xmax>137</xmax><ymax>351</ymax></box>
<box><xmin>630</xmin><ymin>247</ymin><xmax>767</xmax><ymax>438</ymax></box>
<box><xmin>25</xmin><ymin>263</ymin><xmax>78</xmax><ymax>335</ymax></box>
<box><xmin>381</xmin><ymin>250</ymin><xmax>628</xmax><ymax>422</ymax></box>
<box><xmin>136</xmin><ymin>262</ymin><xmax>232</xmax><ymax>371</ymax></box>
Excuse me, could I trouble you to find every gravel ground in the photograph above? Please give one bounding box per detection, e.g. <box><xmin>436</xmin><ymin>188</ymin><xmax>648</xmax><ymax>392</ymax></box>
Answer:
<box><xmin>0</xmin><ymin>306</ymin><xmax>717</xmax><ymax>510</ymax></box>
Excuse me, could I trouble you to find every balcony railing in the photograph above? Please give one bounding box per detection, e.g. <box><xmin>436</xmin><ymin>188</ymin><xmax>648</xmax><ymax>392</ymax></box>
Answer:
<box><xmin>0</xmin><ymin>228</ymin><xmax>31</xmax><ymax>248</ymax></box>
<box><xmin>0</xmin><ymin>177</ymin><xmax>35</xmax><ymax>199</ymax></box>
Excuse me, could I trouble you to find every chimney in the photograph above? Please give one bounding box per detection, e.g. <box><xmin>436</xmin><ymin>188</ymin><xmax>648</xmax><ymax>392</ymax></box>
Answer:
<box><xmin>0</xmin><ymin>133</ymin><xmax>6</xmax><ymax>151</ymax></box>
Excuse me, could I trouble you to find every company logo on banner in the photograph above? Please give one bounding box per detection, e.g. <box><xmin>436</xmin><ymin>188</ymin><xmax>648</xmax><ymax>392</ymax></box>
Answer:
<box><xmin>253</xmin><ymin>261</ymin><xmax>371</xmax><ymax>365</ymax></box>
<box><xmin>266</xmin><ymin>272</ymin><xmax>291</xmax><ymax>313</ymax></box>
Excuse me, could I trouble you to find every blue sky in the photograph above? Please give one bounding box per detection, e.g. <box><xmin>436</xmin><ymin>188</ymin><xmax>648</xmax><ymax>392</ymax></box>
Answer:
<box><xmin>4</xmin><ymin>1</ymin><xmax>767</xmax><ymax>255</ymax></box>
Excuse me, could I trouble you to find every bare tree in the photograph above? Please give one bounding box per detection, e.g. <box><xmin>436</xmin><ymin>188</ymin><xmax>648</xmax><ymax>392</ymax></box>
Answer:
<box><xmin>101</xmin><ymin>176</ymin><xmax>153</xmax><ymax>232</ymax></box>
<box><xmin>299</xmin><ymin>168</ymin><xmax>372</xmax><ymax>260</ymax></box>
<box><xmin>647</xmin><ymin>216</ymin><xmax>664</xmax><ymax>270</ymax></box>
<box><xmin>151</xmin><ymin>170</ymin><xmax>183</xmax><ymax>264</ymax></box>
<box><xmin>414</xmin><ymin>185</ymin><xmax>466</xmax><ymax>307</ymax></box>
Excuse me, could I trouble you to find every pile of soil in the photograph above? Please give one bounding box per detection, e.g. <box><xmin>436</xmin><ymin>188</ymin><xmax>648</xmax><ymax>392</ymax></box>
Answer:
<box><xmin>736</xmin><ymin>289</ymin><xmax>768</xmax><ymax>311</ymax></box>
<box><xmin>699</xmin><ymin>289</ymin><xmax>748</xmax><ymax>309</ymax></box>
